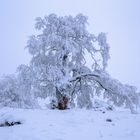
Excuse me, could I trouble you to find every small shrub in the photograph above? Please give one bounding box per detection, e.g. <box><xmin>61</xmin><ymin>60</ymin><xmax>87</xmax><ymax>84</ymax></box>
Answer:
<box><xmin>0</xmin><ymin>121</ymin><xmax>21</xmax><ymax>127</ymax></box>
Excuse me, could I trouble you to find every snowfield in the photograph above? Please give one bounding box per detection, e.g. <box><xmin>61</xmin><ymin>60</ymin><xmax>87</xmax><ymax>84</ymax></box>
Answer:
<box><xmin>0</xmin><ymin>108</ymin><xmax>140</xmax><ymax>140</ymax></box>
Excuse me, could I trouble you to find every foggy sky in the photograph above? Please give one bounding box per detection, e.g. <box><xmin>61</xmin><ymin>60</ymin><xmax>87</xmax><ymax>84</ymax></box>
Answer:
<box><xmin>0</xmin><ymin>0</ymin><xmax>140</xmax><ymax>90</ymax></box>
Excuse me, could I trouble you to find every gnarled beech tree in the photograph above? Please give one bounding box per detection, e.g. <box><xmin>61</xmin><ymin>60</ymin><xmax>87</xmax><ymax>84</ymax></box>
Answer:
<box><xmin>25</xmin><ymin>14</ymin><xmax>139</xmax><ymax>112</ymax></box>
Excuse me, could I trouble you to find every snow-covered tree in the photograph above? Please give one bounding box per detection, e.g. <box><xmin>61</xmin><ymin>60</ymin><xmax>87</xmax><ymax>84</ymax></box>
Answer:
<box><xmin>0</xmin><ymin>75</ymin><xmax>24</xmax><ymax>108</ymax></box>
<box><xmin>0</xmin><ymin>65</ymin><xmax>38</xmax><ymax>109</ymax></box>
<box><xmin>0</xmin><ymin>14</ymin><xmax>138</xmax><ymax>112</ymax></box>
<box><xmin>16</xmin><ymin>64</ymin><xmax>38</xmax><ymax>108</ymax></box>
<box><xmin>26</xmin><ymin>14</ymin><xmax>139</xmax><ymax>112</ymax></box>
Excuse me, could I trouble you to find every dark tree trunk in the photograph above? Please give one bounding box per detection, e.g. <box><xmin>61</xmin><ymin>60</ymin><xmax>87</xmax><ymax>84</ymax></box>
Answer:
<box><xmin>55</xmin><ymin>87</ymin><xmax>69</xmax><ymax>110</ymax></box>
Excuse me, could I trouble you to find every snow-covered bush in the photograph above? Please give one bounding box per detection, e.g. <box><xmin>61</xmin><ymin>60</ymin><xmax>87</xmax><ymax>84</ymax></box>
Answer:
<box><xmin>0</xmin><ymin>67</ymin><xmax>38</xmax><ymax>109</ymax></box>
<box><xmin>0</xmin><ymin>75</ymin><xmax>20</xmax><ymax>108</ymax></box>
<box><xmin>0</xmin><ymin>109</ymin><xmax>24</xmax><ymax>127</ymax></box>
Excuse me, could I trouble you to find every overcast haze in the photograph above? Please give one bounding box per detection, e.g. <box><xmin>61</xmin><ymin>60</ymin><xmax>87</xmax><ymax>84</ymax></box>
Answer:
<box><xmin>0</xmin><ymin>0</ymin><xmax>140</xmax><ymax>90</ymax></box>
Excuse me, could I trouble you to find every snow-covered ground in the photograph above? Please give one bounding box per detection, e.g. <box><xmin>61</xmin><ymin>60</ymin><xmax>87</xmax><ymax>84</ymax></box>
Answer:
<box><xmin>0</xmin><ymin>107</ymin><xmax>140</xmax><ymax>140</ymax></box>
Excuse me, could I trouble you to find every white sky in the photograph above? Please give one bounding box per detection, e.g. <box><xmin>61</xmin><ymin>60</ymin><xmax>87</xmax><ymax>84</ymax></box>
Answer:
<box><xmin>0</xmin><ymin>0</ymin><xmax>140</xmax><ymax>90</ymax></box>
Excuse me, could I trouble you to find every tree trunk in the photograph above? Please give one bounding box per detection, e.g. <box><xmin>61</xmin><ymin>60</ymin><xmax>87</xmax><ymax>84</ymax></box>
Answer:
<box><xmin>55</xmin><ymin>87</ymin><xmax>69</xmax><ymax>110</ymax></box>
